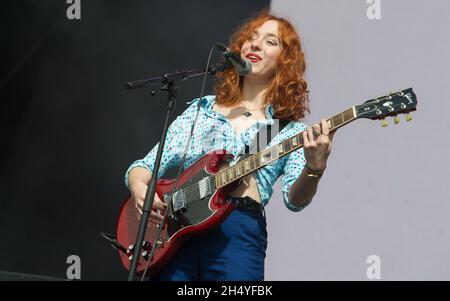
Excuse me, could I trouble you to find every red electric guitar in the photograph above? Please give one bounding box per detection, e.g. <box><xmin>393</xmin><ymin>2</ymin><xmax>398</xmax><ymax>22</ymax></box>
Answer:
<box><xmin>115</xmin><ymin>88</ymin><xmax>417</xmax><ymax>274</ymax></box>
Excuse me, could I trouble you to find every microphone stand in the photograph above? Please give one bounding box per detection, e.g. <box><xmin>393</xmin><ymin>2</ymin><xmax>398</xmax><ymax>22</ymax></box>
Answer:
<box><xmin>126</xmin><ymin>61</ymin><xmax>229</xmax><ymax>281</ymax></box>
<box><xmin>125</xmin><ymin>61</ymin><xmax>229</xmax><ymax>90</ymax></box>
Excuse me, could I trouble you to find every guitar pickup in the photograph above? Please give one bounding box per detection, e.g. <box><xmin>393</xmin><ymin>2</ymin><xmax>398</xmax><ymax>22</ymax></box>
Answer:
<box><xmin>198</xmin><ymin>177</ymin><xmax>212</xmax><ymax>199</ymax></box>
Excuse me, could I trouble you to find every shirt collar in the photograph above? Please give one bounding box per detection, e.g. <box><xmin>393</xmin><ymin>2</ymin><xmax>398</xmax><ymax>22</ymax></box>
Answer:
<box><xmin>188</xmin><ymin>95</ymin><xmax>275</xmax><ymax>125</ymax></box>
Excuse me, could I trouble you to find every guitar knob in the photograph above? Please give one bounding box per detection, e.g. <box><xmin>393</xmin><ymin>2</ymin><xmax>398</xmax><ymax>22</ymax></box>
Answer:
<box><xmin>394</xmin><ymin>116</ymin><xmax>400</xmax><ymax>124</ymax></box>
<box><xmin>156</xmin><ymin>238</ymin><xmax>165</xmax><ymax>248</ymax></box>
<box><xmin>142</xmin><ymin>241</ymin><xmax>151</xmax><ymax>249</ymax></box>
<box><xmin>405</xmin><ymin>114</ymin><xmax>413</xmax><ymax>122</ymax></box>
<box><xmin>381</xmin><ymin>119</ymin><xmax>388</xmax><ymax>127</ymax></box>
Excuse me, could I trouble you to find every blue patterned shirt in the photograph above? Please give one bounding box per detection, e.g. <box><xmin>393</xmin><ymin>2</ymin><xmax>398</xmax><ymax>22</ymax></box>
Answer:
<box><xmin>125</xmin><ymin>95</ymin><xmax>309</xmax><ymax>211</ymax></box>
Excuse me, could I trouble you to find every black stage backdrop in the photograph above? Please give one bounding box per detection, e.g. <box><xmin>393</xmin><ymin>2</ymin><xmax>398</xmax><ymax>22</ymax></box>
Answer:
<box><xmin>0</xmin><ymin>0</ymin><xmax>270</xmax><ymax>280</ymax></box>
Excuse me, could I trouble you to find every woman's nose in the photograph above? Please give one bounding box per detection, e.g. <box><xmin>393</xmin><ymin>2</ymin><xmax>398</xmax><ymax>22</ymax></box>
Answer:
<box><xmin>250</xmin><ymin>39</ymin><xmax>261</xmax><ymax>51</ymax></box>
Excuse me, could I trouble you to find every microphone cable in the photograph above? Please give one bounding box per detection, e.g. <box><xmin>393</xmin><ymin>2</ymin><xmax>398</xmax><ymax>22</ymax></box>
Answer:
<box><xmin>140</xmin><ymin>43</ymin><xmax>222</xmax><ymax>281</ymax></box>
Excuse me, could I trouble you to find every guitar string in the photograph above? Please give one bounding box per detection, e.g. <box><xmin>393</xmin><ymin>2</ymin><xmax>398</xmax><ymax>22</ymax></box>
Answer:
<box><xmin>169</xmin><ymin>144</ymin><xmax>291</xmax><ymax>205</ymax></box>
<box><xmin>167</xmin><ymin>132</ymin><xmax>307</xmax><ymax>203</ymax></box>
<box><xmin>169</xmin><ymin>124</ymin><xmax>332</xmax><ymax>201</ymax></box>
<box><xmin>163</xmin><ymin>93</ymin><xmax>410</xmax><ymax>206</ymax></box>
<box><xmin>170</xmin><ymin>149</ymin><xmax>274</xmax><ymax>201</ymax></box>
<box><xmin>170</xmin><ymin>92</ymin><xmax>406</xmax><ymax>199</ymax></box>
<box><xmin>165</xmin><ymin>109</ymin><xmax>355</xmax><ymax>203</ymax></box>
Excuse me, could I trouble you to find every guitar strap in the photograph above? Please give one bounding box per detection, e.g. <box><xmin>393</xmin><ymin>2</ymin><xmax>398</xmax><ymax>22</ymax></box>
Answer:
<box><xmin>233</xmin><ymin>119</ymin><xmax>290</xmax><ymax>215</ymax></box>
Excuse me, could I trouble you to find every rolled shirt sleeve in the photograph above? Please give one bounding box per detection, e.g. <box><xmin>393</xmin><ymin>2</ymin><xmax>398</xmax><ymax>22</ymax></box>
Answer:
<box><xmin>281</xmin><ymin>138</ymin><xmax>308</xmax><ymax>212</ymax></box>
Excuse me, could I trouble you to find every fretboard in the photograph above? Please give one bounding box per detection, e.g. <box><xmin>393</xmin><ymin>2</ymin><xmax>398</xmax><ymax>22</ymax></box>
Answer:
<box><xmin>215</xmin><ymin>107</ymin><xmax>356</xmax><ymax>188</ymax></box>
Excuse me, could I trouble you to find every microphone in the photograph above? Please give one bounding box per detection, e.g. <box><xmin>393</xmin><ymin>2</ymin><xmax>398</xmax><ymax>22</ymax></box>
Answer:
<box><xmin>215</xmin><ymin>43</ymin><xmax>252</xmax><ymax>76</ymax></box>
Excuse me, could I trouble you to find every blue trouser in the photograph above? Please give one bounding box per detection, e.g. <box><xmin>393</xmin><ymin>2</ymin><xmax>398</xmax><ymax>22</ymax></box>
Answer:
<box><xmin>151</xmin><ymin>205</ymin><xmax>268</xmax><ymax>281</ymax></box>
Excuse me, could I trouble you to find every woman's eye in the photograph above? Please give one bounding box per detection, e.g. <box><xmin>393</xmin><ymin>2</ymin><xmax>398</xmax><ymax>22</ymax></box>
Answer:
<box><xmin>267</xmin><ymin>41</ymin><xmax>277</xmax><ymax>46</ymax></box>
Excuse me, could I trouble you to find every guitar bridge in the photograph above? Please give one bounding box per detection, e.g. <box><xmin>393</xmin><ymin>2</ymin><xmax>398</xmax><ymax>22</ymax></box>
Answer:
<box><xmin>165</xmin><ymin>190</ymin><xmax>187</xmax><ymax>214</ymax></box>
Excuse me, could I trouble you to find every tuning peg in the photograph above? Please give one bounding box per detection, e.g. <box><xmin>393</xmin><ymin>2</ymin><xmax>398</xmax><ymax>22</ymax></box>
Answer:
<box><xmin>381</xmin><ymin>119</ymin><xmax>388</xmax><ymax>127</ymax></box>
<box><xmin>405</xmin><ymin>114</ymin><xmax>413</xmax><ymax>122</ymax></box>
<box><xmin>394</xmin><ymin>116</ymin><xmax>400</xmax><ymax>124</ymax></box>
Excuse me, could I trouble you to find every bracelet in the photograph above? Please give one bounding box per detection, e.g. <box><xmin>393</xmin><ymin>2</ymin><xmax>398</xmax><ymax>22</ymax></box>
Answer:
<box><xmin>305</xmin><ymin>164</ymin><xmax>325</xmax><ymax>178</ymax></box>
<box><xmin>306</xmin><ymin>172</ymin><xmax>321</xmax><ymax>179</ymax></box>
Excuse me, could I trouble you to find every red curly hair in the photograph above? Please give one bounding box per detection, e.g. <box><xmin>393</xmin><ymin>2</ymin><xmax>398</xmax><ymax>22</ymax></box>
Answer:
<box><xmin>213</xmin><ymin>10</ymin><xmax>310</xmax><ymax>121</ymax></box>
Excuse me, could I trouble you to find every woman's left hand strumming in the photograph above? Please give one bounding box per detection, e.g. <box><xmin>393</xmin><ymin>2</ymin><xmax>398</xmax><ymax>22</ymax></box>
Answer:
<box><xmin>302</xmin><ymin>118</ymin><xmax>335</xmax><ymax>173</ymax></box>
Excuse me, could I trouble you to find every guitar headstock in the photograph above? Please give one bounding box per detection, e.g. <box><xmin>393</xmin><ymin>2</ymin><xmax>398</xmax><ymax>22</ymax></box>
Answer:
<box><xmin>355</xmin><ymin>88</ymin><xmax>417</xmax><ymax>124</ymax></box>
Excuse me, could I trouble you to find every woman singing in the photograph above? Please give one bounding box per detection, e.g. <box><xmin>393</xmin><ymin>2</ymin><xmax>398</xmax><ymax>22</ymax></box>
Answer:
<box><xmin>125</xmin><ymin>10</ymin><xmax>334</xmax><ymax>281</ymax></box>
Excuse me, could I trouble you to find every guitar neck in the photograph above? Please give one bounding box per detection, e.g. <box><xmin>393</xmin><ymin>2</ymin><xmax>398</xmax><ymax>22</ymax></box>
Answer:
<box><xmin>215</xmin><ymin>107</ymin><xmax>357</xmax><ymax>188</ymax></box>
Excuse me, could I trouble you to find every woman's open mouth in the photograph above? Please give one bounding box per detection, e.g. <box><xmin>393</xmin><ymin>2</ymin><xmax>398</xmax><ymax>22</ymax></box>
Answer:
<box><xmin>245</xmin><ymin>53</ymin><xmax>262</xmax><ymax>63</ymax></box>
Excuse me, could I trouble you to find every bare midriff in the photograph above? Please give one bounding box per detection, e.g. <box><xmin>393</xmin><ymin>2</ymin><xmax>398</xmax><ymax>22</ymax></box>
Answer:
<box><xmin>212</xmin><ymin>102</ymin><xmax>268</xmax><ymax>204</ymax></box>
